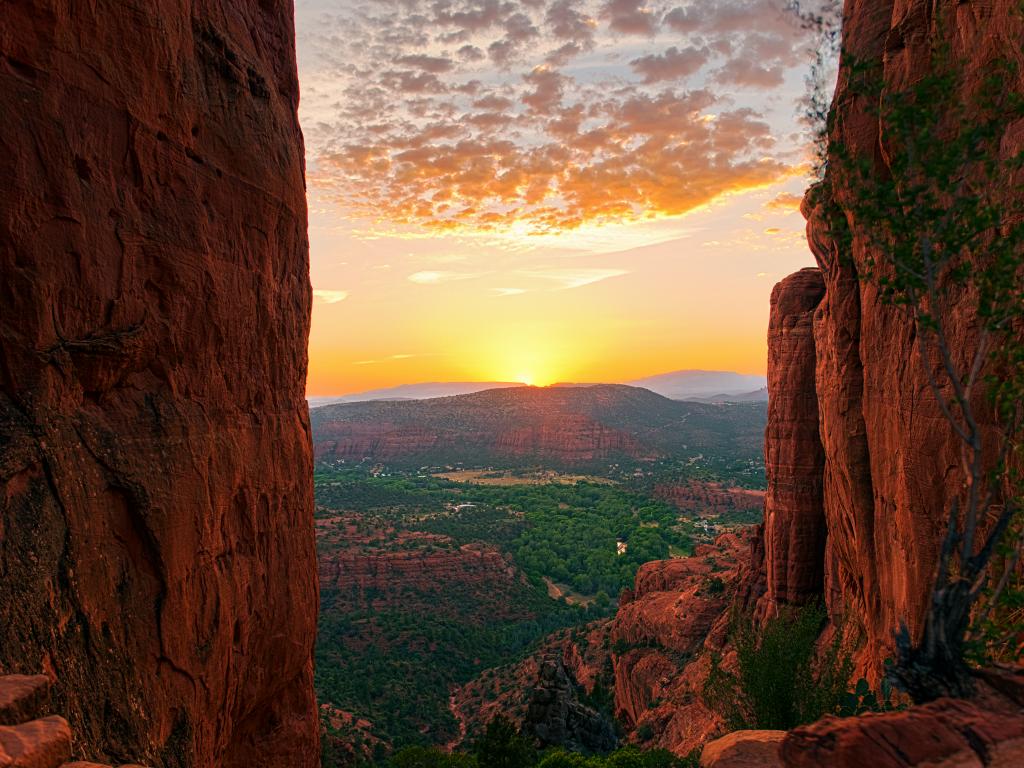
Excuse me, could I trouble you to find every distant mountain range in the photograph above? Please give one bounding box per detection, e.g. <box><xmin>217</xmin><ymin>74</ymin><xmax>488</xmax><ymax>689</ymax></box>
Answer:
<box><xmin>624</xmin><ymin>370</ymin><xmax>767</xmax><ymax>400</ymax></box>
<box><xmin>309</xmin><ymin>383</ymin><xmax>766</xmax><ymax>468</ymax></box>
<box><xmin>306</xmin><ymin>381</ymin><xmax>522</xmax><ymax>409</ymax></box>
<box><xmin>685</xmin><ymin>387</ymin><xmax>769</xmax><ymax>404</ymax></box>
<box><xmin>308</xmin><ymin>369</ymin><xmax>767</xmax><ymax>407</ymax></box>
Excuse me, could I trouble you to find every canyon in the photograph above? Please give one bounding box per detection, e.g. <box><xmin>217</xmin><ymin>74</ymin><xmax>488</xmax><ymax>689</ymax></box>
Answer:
<box><xmin>450</xmin><ymin>0</ymin><xmax>1024</xmax><ymax>760</ymax></box>
<box><xmin>0</xmin><ymin>0</ymin><xmax>1021</xmax><ymax>766</ymax></box>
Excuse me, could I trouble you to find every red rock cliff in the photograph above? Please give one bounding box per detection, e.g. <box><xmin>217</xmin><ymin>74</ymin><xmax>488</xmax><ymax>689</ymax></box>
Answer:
<box><xmin>761</xmin><ymin>268</ymin><xmax>826</xmax><ymax>612</ymax></box>
<box><xmin>0</xmin><ymin>3</ymin><xmax>318</xmax><ymax>766</ymax></box>
<box><xmin>795</xmin><ymin>0</ymin><xmax>1024</xmax><ymax>671</ymax></box>
<box><xmin>605</xmin><ymin>1</ymin><xmax>1023</xmax><ymax>756</ymax></box>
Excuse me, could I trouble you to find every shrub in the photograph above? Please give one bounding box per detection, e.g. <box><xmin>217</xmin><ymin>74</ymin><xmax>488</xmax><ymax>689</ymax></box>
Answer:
<box><xmin>388</xmin><ymin>746</ymin><xmax>477</xmax><ymax>768</ymax></box>
<box><xmin>473</xmin><ymin>716</ymin><xmax>537</xmax><ymax>768</ymax></box>
<box><xmin>703</xmin><ymin>603</ymin><xmax>853</xmax><ymax>730</ymax></box>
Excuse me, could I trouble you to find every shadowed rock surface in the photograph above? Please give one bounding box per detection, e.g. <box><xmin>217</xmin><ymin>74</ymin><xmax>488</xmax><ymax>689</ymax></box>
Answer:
<box><xmin>524</xmin><ymin>655</ymin><xmax>617</xmax><ymax>754</ymax></box>
<box><xmin>0</xmin><ymin>2</ymin><xmax>318</xmax><ymax>766</ymax></box>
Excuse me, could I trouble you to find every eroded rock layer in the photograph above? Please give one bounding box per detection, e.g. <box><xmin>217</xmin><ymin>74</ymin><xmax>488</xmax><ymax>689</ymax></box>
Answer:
<box><xmin>0</xmin><ymin>3</ymin><xmax>317</xmax><ymax>766</ymax></box>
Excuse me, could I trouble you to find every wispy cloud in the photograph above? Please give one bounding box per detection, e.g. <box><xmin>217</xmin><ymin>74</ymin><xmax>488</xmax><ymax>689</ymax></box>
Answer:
<box><xmin>522</xmin><ymin>268</ymin><xmax>629</xmax><ymax>290</ymax></box>
<box><xmin>493</xmin><ymin>287</ymin><xmax>527</xmax><ymax>296</ymax></box>
<box><xmin>408</xmin><ymin>270</ymin><xmax>485</xmax><ymax>284</ymax></box>
<box><xmin>313</xmin><ymin>289</ymin><xmax>349</xmax><ymax>304</ymax></box>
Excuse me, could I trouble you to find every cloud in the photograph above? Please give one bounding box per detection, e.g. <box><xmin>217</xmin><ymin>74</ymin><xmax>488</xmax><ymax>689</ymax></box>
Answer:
<box><xmin>546</xmin><ymin>0</ymin><xmax>597</xmax><ymax>45</ymax></box>
<box><xmin>630</xmin><ymin>46</ymin><xmax>709</xmax><ymax>83</ymax></box>
<box><xmin>765</xmin><ymin>191</ymin><xmax>804</xmax><ymax>212</ymax></box>
<box><xmin>408</xmin><ymin>270</ymin><xmax>484</xmax><ymax>284</ymax></box>
<box><xmin>601</xmin><ymin>0</ymin><xmax>658</xmax><ymax>36</ymax></box>
<box><xmin>395</xmin><ymin>54</ymin><xmax>456</xmax><ymax>73</ymax></box>
<box><xmin>313</xmin><ymin>289</ymin><xmax>349</xmax><ymax>304</ymax></box>
<box><xmin>298</xmin><ymin>0</ymin><xmax>819</xmax><ymax>235</ymax></box>
<box><xmin>523</xmin><ymin>267</ymin><xmax>629</xmax><ymax>289</ymax></box>
<box><xmin>493</xmin><ymin>287</ymin><xmax>528</xmax><ymax>296</ymax></box>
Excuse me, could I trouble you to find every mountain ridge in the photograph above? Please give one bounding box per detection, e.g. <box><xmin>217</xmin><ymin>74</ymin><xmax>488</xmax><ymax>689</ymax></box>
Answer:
<box><xmin>309</xmin><ymin>369</ymin><xmax>768</xmax><ymax>407</ymax></box>
<box><xmin>310</xmin><ymin>383</ymin><xmax>766</xmax><ymax>469</ymax></box>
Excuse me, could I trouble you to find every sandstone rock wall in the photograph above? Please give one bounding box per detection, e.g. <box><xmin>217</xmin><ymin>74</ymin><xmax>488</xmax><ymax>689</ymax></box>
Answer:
<box><xmin>761</xmin><ymin>269</ymin><xmax>826</xmax><ymax>612</ymax></box>
<box><xmin>606</xmin><ymin>0</ymin><xmax>1023</xmax><ymax>755</ymax></box>
<box><xmin>0</xmin><ymin>2</ymin><xmax>318</xmax><ymax>766</ymax></box>
<box><xmin>796</xmin><ymin>0</ymin><xmax>1024</xmax><ymax>668</ymax></box>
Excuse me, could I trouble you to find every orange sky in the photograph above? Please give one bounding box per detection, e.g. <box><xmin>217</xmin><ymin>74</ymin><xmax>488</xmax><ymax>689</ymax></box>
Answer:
<box><xmin>296</xmin><ymin>1</ymin><xmax>825</xmax><ymax>395</ymax></box>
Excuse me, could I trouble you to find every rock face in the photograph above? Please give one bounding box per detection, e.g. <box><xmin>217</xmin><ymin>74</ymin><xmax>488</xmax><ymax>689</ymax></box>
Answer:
<box><xmin>0</xmin><ymin>3</ymin><xmax>318</xmax><ymax>766</ymax></box>
<box><xmin>761</xmin><ymin>269</ymin><xmax>826</xmax><ymax>612</ymax></box>
<box><xmin>524</xmin><ymin>656</ymin><xmax>617</xmax><ymax>754</ymax></box>
<box><xmin>605</xmin><ymin>1</ymin><xmax>1024</xmax><ymax>756</ymax></box>
<box><xmin>800</xmin><ymin>0</ymin><xmax>1024</xmax><ymax>671</ymax></box>
<box><xmin>319</xmin><ymin>542</ymin><xmax>519</xmax><ymax>602</ymax></box>
<box><xmin>610</xmin><ymin>534</ymin><xmax>752</xmax><ymax>755</ymax></box>
<box><xmin>779</xmin><ymin>696</ymin><xmax>1024</xmax><ymax>768</ymax></box>
<box><xmin>700</xmin><ymin>730</ymin><xmax>784</xmax><ymax>768</ymax></box>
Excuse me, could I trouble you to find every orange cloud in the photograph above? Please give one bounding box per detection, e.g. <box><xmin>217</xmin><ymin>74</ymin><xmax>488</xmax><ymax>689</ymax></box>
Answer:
<box><xmin>299</xmin><ymin>0</ymin><xmax>816</xmax><ymax>235</ymax></box>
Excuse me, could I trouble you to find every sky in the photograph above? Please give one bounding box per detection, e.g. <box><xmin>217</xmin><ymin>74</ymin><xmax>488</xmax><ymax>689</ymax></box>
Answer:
<box><xmin>295</xmin><ymin>0</ymin><xmax>827</xmax><ymax>395</ymax></box>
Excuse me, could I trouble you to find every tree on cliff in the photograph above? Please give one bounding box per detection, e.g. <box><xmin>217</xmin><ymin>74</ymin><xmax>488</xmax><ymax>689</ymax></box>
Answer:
<box><xmin>803</xmin><ymin>3</ymin><xmax>1024</xmax><ymax>700</ymax></box>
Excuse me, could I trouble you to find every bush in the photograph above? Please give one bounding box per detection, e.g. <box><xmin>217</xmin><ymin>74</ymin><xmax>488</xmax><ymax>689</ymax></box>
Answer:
<box><xmin>473</xmin><ymin>716</ymin><xmax>537</xmax><ymax>768</ymax></box>
<box><xmin>537</xmin><ymin>752</ymin><xmax>590</xmax><ymax>768</ymax></box>
<box><xmin>388</xmin><ymin>746</ymin><xmax>477</xmax><ymax>768</ymax></box>
<box><xmin>703</xmin><ymin>603</ymin><xmax>853</xmax><ymax>730</ymax></box>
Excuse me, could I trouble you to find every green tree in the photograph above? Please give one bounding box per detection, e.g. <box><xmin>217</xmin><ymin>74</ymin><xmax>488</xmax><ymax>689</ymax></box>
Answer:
<box><xmin>388</xmin><ymin>746</ymin><xmax>477</xmax><ymax>768</ymax></box>
<box><xmin>703</xmin><ymin>604</ymin><xmax>852</xmax><ymax>730</ymax></box>
<box><xmin>473</xmin><ymin>716</ymin><xmax>537</xmax><ymax>768</ymax></box>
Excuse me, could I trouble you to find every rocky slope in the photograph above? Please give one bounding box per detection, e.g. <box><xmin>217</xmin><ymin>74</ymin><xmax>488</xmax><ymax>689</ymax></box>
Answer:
<box><xmin>0</xmin><ymin>3</ymin><xmax>317</xmax><ymax>766</ymax></box>
<box><xmin>611</xmin><ymin>534</ymin><xmax>754</xmax><ymax>756</ymax></box>
<box><xmin>310</xmin><ymin>384</ymin><xmax>766</xmax><ymax>469</ymax></box>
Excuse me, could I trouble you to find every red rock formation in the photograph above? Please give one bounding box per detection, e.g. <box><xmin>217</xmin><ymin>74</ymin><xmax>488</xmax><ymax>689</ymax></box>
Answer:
<box><xmin>760</xmin><ymin>268</ymin><xmax>826</xmax><ymax>612</ymax></box>
<box><xmin>700</xmin><ymin>730</ymin><xmax>784</xmax><ymax>768</ymax></box>
<box><xmin>779</xmin><ymin>696</ymin><xmax>1024</xmax><ymax>768</ymax></box>
<box><xmin>318</xmin><ymin>542</ymin><xmax>519</xmax><ymax>602</ymax></box>
<box><xmin>804</xmin><ymin>0</ymin><xmax>1024</xmax><ymax>671</ymax></box>
<box><xmin>604</xmin><ymin>2</ymin><xmax>1023</xmax><ymax>757</ymax></box>
<box><xmin>610</xmin><ymin>535</ymin><xmax>750</xmax><ymax>755</ymax></box>
<box><xmin>0</xmin><ymin>3</ymin><xmax>317</xmax><ymax>766</ymax></box>
<box><xmin>653</xmin><ymin>483</ymin><xmax>764</xmax><ymax>520</ymax></box>
<box><xmin>310</xmin><ymin>383</ymin><xmax>765</xmax><ymax>467</ymax></box>
<box><xmin>0</xmin><ymin>674</ymin><xmax>146</xmax><ymax>768</ymax></box>
<box><xmin>449</xmin><ymin>621</ymin><xmax>616</xmax><ymax>750</ymax></box>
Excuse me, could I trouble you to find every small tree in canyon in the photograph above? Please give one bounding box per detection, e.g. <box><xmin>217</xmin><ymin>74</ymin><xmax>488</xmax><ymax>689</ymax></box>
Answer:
<box><xmin>800</xmin><ymin>2</ymin><xmax>1024</xmax><ymax>700</ymax></box>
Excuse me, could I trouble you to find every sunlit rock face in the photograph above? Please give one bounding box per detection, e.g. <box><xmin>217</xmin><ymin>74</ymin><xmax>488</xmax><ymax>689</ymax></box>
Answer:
<box><xmin>805</xmin><ymin>0</ymin><xmax>1024</xmax><ymax>674</ymax></box>
<box><xmin>761</xmin><ymin>268</ymin><xmax>826</xmax><ymax>612</ymax></box>
<box><xmin>0</xmin><ymin>2</ymin><xmax>318</xmax><ymax>766</ymax></box>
